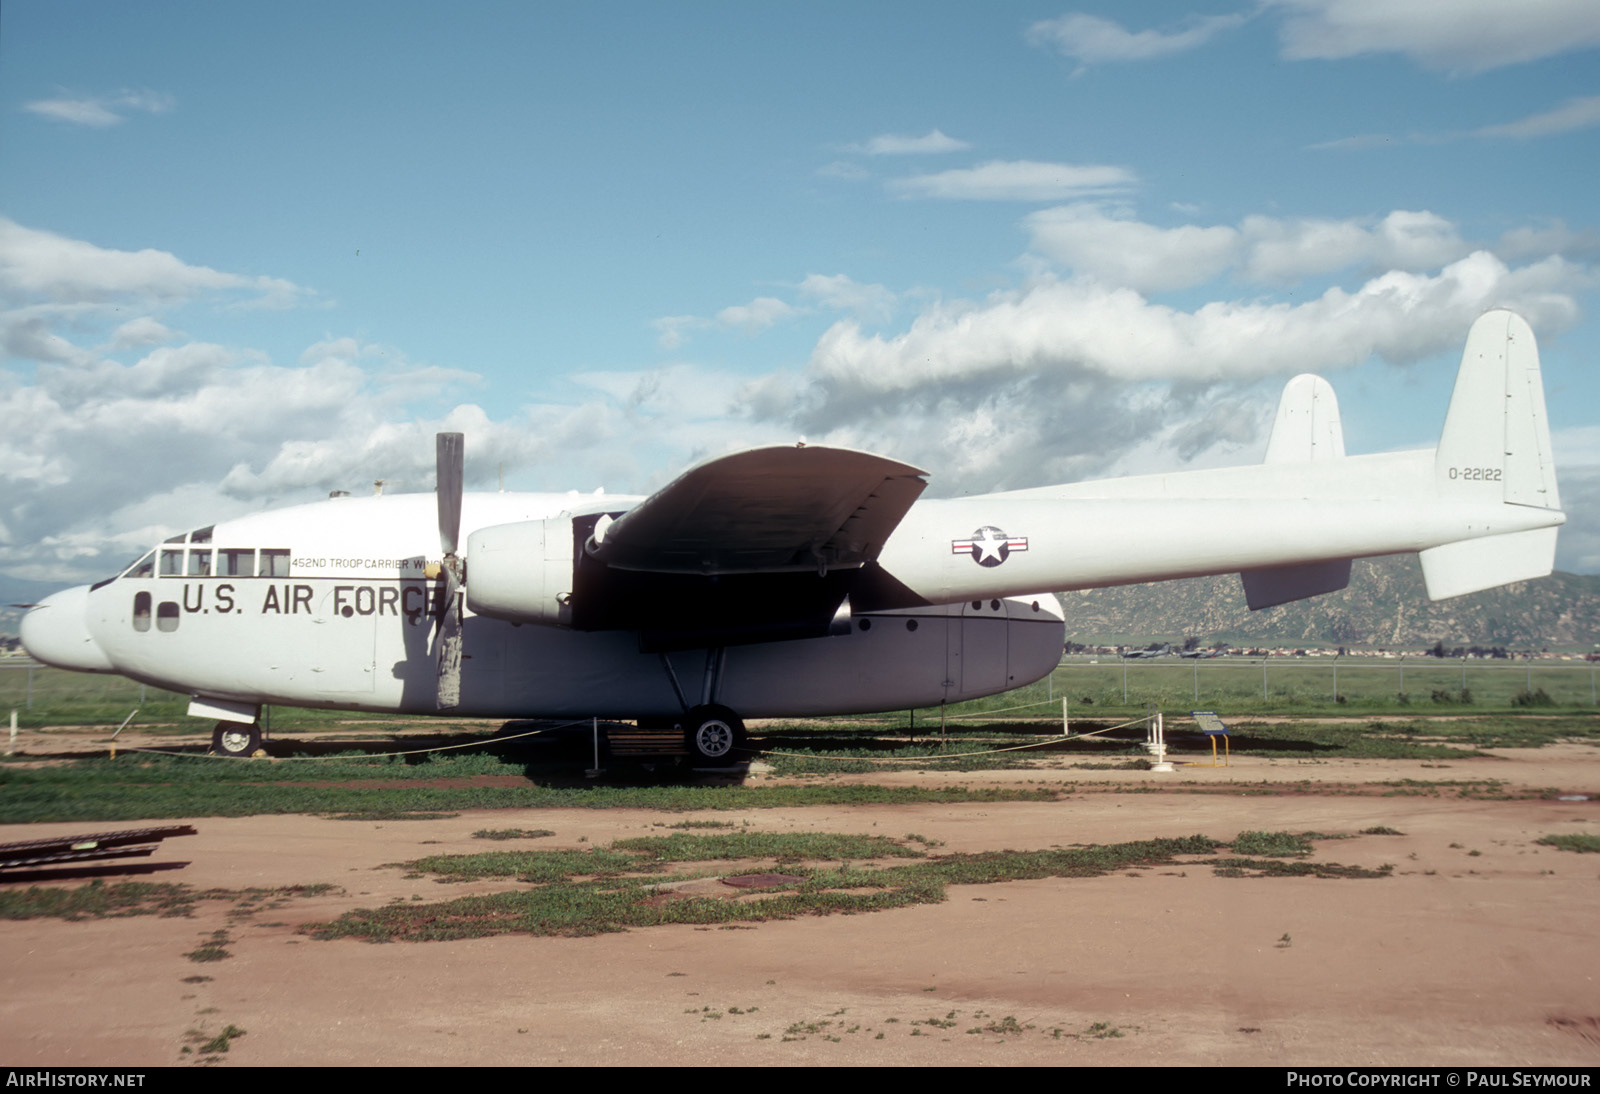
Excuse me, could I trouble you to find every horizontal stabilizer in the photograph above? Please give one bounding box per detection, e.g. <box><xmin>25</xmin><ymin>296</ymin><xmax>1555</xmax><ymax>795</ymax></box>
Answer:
<box><xmin>1240</xmin><ymin>559</ymin><xmax>1352</xmax><ymax>610</ymax></box>
<box><xmin>1419</xmin><ymin>527</ymin><xmax>1557</xmax><ymax>601</ymax></box>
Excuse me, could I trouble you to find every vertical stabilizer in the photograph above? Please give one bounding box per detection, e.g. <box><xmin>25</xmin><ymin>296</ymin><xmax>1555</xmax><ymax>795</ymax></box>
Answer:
<box><xmin>1264</xmin><ymin>374</ymin><xmax>1344</xmax><ymax>463</ymax></box>
<box><xmin>1435</xmin><ymin>309</ymin><xmax>1561</xmax><ymax>510</ymax></box>
<box><xmin>1242</xmin><ymin>374</ymin><xmax>1350</xmax><ymax>608</ymax></box>
<box><xmin>1422</xmin><ymin>310</ymin><xmax>1563</xmax><ymax>600</ymax></box>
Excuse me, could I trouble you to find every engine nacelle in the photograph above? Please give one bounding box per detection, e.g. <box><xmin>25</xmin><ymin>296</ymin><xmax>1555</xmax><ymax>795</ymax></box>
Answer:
<box><xmin>464</xmin><ymin>517</ymin><xmax>575</xmax><ymax>626</ymax></box>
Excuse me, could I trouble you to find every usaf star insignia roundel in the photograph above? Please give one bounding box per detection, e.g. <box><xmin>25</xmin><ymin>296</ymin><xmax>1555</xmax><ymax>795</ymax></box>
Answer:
<box><xmin>951</xmin><ymin>526</ymin><xmax>1029</xmax><ymax>568</ymax></box>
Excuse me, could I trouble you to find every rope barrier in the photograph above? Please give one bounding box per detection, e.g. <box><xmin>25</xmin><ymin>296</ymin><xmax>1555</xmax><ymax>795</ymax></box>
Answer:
<box><xmin>106</xmin><ymin>718</ymin><xmax>592</xmax><ymax>762</ymax></box>
<box><xmin>753</xmin><ymin>713</ymin><xmax>1153</xmax><ymax>765</ymax></box>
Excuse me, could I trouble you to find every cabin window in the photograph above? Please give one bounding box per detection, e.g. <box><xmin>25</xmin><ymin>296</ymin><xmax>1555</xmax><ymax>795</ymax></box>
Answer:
<box><xmin>159</xmin><ymin>550</ymin><xmax>184</xmax><ymax>577</ymax></box>
<box><xmin>260</xmin><ymin>549</ymin><xmax>290</xmax><ymax>577</ymax></box>
<box><xmin>156</xmin><ymin>601</ymin><xmax>179</xmax><ymax>632</ymax></box>
<box><xmin>219</xmin><ymin>549</ymin><xmax>255</xmax><ymax>577</ymax></box>
<box><xmin>126</xmin><ymin>551</ymin><xmax>156</xmax><ymax>579</ymax></box>
<box><xmin>132</xmin><ymin>592</ymin><xmax>151</xmax><ymax>632</ymax></box>
<box><xmin>187</xmin><ymin>550</ymin><xmax>213</xmax><ymax>577</ymax></box>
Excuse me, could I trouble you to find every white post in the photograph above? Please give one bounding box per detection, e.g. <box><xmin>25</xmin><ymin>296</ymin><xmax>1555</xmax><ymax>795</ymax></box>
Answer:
<box><xmin>8</xmin><ymin>710</ymin><xmax>15</xmax><ymax>756</ymax></box>
<box><xmin>1151</xmin><ymin>711</ymin><xmax>1173</xmax><ymax>772</ymax></box>
<box><xmin>1062</xmin><ymin>697</ymin><xmax>1068</xmax><ymax>737</ymax></box>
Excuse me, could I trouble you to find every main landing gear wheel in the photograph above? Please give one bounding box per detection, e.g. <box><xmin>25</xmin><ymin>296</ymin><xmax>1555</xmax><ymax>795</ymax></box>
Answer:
<box><xmin>683</xmin><ymin>705</ymin><xmax>745</xmax><ymax>767</ymax></box>
<box><xmin>211</xmin><ymin>721</ymin><xmax>261</xmax><ymax>758</ymax></box>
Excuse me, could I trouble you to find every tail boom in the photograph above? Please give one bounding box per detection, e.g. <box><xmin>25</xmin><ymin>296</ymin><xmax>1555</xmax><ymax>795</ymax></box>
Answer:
<box><xmin>872</xmin><ymin>310</ymin><xmax>1565</xmax><ymax>608</ymax></box>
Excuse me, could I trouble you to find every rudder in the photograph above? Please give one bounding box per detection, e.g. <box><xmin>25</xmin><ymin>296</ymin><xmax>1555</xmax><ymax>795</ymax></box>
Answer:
<box><xmin>1435</xmin><ymin>309</ymin><xmax>1561</xmax><ymax>510</ymax></box>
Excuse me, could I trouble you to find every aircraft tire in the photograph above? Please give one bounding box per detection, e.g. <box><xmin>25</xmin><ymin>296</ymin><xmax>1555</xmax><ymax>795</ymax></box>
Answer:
<box><xmin>684</xmin><ymin>705</ymin><xmax>744</xmax><ymax>767</ymax></box>
<box><xmin>211</xmin><ymin>721</ymin><xmax>261</xmax><ymax>758</ymax></box>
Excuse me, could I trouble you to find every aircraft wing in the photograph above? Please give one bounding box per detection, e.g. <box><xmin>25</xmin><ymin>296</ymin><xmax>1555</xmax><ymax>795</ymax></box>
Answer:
<box><xmin>557</xmin><ymin>445</ymin><xmax>927</xmax><ymax>644</ymax></box>
<box><xmin>587</xmin><ymin>444</ymin><xmax>928</xmax><ymax>575</ymax></box>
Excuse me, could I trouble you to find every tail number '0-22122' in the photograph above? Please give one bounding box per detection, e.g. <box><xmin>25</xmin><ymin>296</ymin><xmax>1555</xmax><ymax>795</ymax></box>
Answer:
<box><xmin>1449</xmin><ymin>467</ymin><xmax>1503</xmax><ymax>481</ymax></box>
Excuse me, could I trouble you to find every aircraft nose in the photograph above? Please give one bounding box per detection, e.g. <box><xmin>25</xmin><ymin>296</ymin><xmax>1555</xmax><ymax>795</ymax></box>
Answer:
<box><xmin>19</xmin><ymin>585</ymin><xmax>116</xmax><ymax>673</ymax></box>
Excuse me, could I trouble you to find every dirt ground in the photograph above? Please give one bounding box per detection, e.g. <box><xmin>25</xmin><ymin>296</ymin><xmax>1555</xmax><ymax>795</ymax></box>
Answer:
<box><xmin>3</xmin><ymin>736</ymin><xmax>1599</xmax><ymax>1068</ymax></box>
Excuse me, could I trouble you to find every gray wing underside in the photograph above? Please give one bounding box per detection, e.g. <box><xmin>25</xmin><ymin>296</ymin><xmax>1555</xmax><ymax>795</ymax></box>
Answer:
<box><xmin>588</xmin><ymin>445</ymin><xmax>928</xmax><ymax>576</ymax></box>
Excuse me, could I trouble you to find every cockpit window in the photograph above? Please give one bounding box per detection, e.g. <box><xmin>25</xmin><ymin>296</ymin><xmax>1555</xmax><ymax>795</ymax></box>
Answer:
<box><xmin>219</xmin><ymin>548</ymin><xmax>255</xmax><ymax>577</ymax></box>
<box><xmin>159</xmin><ymin>549</ymin><xmax>184</xmax><ymax>577</ymax></box>
<box><xmin>189</xmin><ymin>526</ymin><xmax>214</xmax><ymax>544</ymax></box>
<box><xmin>260</xmin><ymin>549</ymin><xmax>291</xmax><ymax>577</ymax></box>
<box><xmin>125</xmin><ymin>551</ymin><xmax>156</xmax><ymax>579</ymax></box>
<box><xmin>187</xmin><ymin>549</ymin><xmax>213</xmax><ymax>577</ymax></box>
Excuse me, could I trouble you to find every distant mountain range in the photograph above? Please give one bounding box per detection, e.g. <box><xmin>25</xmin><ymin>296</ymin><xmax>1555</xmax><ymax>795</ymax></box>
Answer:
<box><xmin>1058</xmin><ymin>555</ymin><xmax>1600</xmax><ymax>651</ymax></box>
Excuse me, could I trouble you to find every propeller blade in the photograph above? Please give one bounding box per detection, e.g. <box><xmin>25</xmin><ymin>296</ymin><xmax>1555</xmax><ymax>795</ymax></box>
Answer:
<box><xmin>436</xmin><ymin>432</ymin><xmax>464</xmax><ymax>557</ymax></box>
<box><xmin>435</xmin><ymin>565</ymin><xmax>463</xmax><ymax>710</ymax></box>
<box><xmin>434</xmin><ymin>432</ymin><xmax>466</xmax><ymax>709</ymax></box>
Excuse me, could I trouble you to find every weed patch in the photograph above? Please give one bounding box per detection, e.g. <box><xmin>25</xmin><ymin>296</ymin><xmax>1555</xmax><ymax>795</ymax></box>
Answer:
<box><xmin>184</xmin><ymin>930</ymin><xmax>233</xmax><ymax>963</ymax></box>
<box><xmin>1231</xmin><ymin>831</ymin><xmax>1313</xmax><ymax>857</ymax></box>
<box><xmin>472</xmin><ymin>828</ymin><xmax>556</xmax><ymax>840</ymax></box>
<box><xmin>0</xmin><ymin>880</ymin><xmax>203</xmax><ymax>920</ymax></box>
<box><xmin>1536</xmin><ymin>834</ymin><xmax>1600</xmax><ymax>854</ymax></box>
<box><xmin>198</xmin><ymin>1025</ymin><xmax>245</xmax><ymax>1055</ymax></box>
<box><xmin>300</xmin><ymin>831</ymin><xmax>1394</xmax><ymax>943</ymax></box>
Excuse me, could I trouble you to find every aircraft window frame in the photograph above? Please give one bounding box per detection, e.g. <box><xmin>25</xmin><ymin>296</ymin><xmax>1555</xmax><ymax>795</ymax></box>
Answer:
<box><xmin>159</xmin><ymin>550</ymin><xmax>184</xmax><ymax>577</ymax></box>
<box><xmin>187</xmin><ymin>550</ymin><xmax>214</xmax><ymax>577</ymax></box>
<box><xmin>125</xmin><ymin>551</ymin><xmax>156</xmax><ymax>579</ymax></box>
<box><xmin>260</xmin><ymin>549</ymin><xmax>290</xmax><ymax>577</ymax></box>
<box><xmin>219</xmin><ymin>548</ymin><xmax>255</xmax><ymax>577</ymax></box>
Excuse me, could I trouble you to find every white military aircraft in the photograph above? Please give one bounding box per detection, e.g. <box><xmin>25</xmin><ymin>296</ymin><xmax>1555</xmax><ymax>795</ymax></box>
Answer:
<box><xmin>22</xmin><ymin>310</ymin><xmax>1565</xmax><ymax>763</ymax></box>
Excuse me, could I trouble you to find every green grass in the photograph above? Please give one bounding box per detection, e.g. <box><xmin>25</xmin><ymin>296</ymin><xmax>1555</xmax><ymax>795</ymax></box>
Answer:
<box><xmin>4</xmin><ymin>665</ymin><xmax>1595</xmax><ymax>825</ymax></box>
<box><xmin>198</xmin><ymin>1025</ymin><xmax>245</xmax><ymax>1055</ymax></box>
<box><xmin>1230</xmin><ymin>831</ymin><xmax>1314</xmax><ymax>857</ymax></box>
<box><xmin>0</xmin><ymin>882</ymin><xmax>333</xmax><ymax>924</ymax></box>
<box><xmin>183</xmin><ymin>929</ymin><xmax>234</xmax><ymax>963</ymax></box>
<box><xmin>1535</xmin><ymin>833</ymin><xmax>1600</xmax><ymax>853</ymax></box>
<box><xmin>0</xmin><ymin>879</ymin><xmax>209</xmax><ymax>920</ymax></box>
<box><xmin>4</xmin><ymin>657</ymin><xmax>1596</xmax><ymax>737</ymax></box>
<box><xmin>0</xmin><ymin>749</ymin><xmax>1055</xmax><ymax>823</ymax></box>
<box><xmin>472</xmin><ymin>827</ymin><xmax>556</xmax><ymax>840</ymax></box>
<box><xmin>305</xmin><ymin>830</ymin><xmax>1388</xmax><ymax>943</ymax></box>
<box><xmin>1032</xmin><ymin>657</ymin><xmax>1600</xmax><ymax>715</ymax></box>
<box><xmin>609</xmin><ymin>831</ymin><xmax>923</xmax><ymax>862</ymax></box>
<box><xmin>757</xmin><ymin>711</ymin><xmax>1600</xmax><ymax>767</ymax></box>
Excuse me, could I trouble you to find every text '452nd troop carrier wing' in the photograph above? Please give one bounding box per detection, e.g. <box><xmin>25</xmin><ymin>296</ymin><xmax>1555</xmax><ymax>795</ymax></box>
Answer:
<box><xmin>21</xmin><ymin>309</ymin><xmax>1565</xmax><ymax>764</ymax></box>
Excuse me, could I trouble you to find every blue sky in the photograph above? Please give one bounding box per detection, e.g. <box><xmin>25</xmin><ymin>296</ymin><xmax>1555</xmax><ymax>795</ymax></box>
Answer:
<box><xmin>3</xmin><ymin>0</ymin><xmax>1598</xmax><ymax>584</ymax></box>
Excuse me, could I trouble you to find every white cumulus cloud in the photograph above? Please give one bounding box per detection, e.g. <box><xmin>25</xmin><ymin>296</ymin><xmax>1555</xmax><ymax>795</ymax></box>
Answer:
<box><xmin>1027</xmin><ymin>11</ymin><xmax>1248</xmax><ymax>64</ymax></box>
<box><xmin>849</xmin><ymin>129</ymin><xmax>971</xmax><ymax>155</ymax></box>
<box><xmin>1272</xmin><ymin>0</ymin><xmax>1600</xmax><ymax>73</ymax></box>
<box><xmin>1473</xmin><ymin>94</ymin><xmax>1600</xmax><ymax>139</ymax></box>
<box><xmin>890</xmin><ymin>161</ymin><xmax>1138</xmax><ymax>202</ymax></box>
<box><xmin>23</xmin><ymin>89</ymin><xmax>175</xmax><ymax>127</ymax></box>
<box><xmin>1024</xmin><ymin>205</ymin><xmax>1472</xmax><ymax>291</ymax></box>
